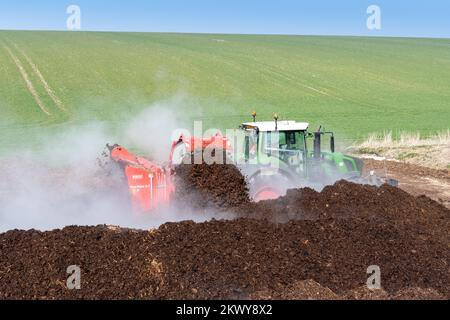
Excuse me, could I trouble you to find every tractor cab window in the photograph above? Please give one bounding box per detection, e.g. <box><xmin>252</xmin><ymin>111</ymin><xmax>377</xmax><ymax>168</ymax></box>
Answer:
<box><xmin>280</xmin><ymin>131</ymin><xmax>304</xmax><ymax>151</ymax></box>
<box><xmin>263</xmin><ymin>131</ymin><xmax>306</xmax><ymax>165</ymax></box>
<box><xmin>244</xmin><ymin>129</ymin><xmax>258</xmax><ymax>161</ymax></box>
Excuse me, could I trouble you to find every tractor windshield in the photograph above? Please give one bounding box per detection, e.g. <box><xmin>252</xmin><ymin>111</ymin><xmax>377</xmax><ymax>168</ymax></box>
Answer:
<box><xmin>263</xmin><ymin>131</ymin><xmax>306</xmax><ymax>152</ymax></box>
<box><xmin>262</xmin><ymin>131</ymin><xmax>306</xmax><ymax>165</ymax></box>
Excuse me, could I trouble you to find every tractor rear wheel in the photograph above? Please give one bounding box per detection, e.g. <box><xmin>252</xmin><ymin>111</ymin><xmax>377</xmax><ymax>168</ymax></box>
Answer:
<box><xmin>248</xmin><ymin>172</ymin><xmax>294</xmax><ymax>202</ymax></box>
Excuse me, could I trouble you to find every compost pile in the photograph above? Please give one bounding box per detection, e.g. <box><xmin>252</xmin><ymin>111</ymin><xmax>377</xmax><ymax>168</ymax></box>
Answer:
<box><xmin>0</xmin><ymin>163</ymin><xmax>449</xmax><ymax>300</ymax></box>
<box><xmin>173</xmin><ymin>163</ymin><xmax>250</xmax><ymax>210</ymax></box>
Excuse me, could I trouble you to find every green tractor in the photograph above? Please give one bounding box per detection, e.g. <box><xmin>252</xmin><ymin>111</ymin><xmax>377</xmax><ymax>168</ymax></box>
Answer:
<box><xmin>234</xmin><ymin>114</ymin><xmax>365</xmax><ymax>201</ymax></box>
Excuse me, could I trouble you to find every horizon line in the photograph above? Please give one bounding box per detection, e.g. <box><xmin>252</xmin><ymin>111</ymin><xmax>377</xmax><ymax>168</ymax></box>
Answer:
<box><xmin>0</xmin><ymin>28</ymin><xmax>449</xmax><ymax>41</ymax></box>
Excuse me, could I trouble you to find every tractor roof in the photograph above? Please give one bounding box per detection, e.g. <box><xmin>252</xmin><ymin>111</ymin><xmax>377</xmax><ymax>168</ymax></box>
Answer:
<box><xmin>241</xmin><ymin>121</ymin><xmax>309</xmax><ymax>132</ymax></box>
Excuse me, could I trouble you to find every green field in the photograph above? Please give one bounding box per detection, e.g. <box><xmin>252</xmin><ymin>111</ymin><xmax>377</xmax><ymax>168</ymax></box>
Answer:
<box><xmin>1</xmin><ymin>31</ymin><xmax>450</xmax><ymax>154</ymax></box>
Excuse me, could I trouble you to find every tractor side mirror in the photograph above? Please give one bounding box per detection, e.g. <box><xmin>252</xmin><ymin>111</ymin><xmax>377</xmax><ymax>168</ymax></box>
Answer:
<box><xmin>330</xmin><ymin>136</ymin><xmax>335</xmax><ymax>153</ymax></box>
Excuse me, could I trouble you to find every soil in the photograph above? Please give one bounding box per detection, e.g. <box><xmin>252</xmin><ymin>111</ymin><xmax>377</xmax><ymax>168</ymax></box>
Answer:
<box><xmin>173</xmin><ymin>163</ymin><xmax>250</xmax><ymax>211</ymax></box>
<box><xmin>0</xmin><ymin>159</ymin><xmax>449</xmax><ymax>300</ymax></box>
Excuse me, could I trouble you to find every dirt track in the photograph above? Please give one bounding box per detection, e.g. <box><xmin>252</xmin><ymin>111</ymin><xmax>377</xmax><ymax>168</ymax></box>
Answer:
<box><xmin>364</xmin><ymin>159</ymin><xmax>450</xmax><ymax>209</ymax></box>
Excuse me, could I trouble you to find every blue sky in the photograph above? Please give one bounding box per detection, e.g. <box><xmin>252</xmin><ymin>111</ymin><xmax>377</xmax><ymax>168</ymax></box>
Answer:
<box><xmin>0</xmin><ymin>0</ymin><xmax>449</xmax><ymax>38</ymax></box>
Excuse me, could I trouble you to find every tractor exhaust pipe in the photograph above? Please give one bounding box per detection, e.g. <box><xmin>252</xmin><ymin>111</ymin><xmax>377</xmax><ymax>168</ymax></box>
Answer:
<box><xmin>314</xmin><ymin>132</ymin><xmax>321</xmax><ymax>159</ymax></box>
<box><xmin>314</xmin><ymin>126</ymin><xmax>322</xmax><ymax>160</ymax></box>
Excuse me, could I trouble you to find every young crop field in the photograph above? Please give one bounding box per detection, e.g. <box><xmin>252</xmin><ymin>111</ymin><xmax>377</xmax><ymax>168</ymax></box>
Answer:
<box><xmin>1</xmin><ymin>31</ymin><xmax>450</xmax><ymax>154</ymax></box>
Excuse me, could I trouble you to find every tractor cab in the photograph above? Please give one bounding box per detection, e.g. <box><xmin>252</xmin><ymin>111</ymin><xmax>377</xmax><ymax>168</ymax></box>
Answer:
<box><xmin>237</xmin><ymin>113</ymin><xmax>364</xmax><ymax>201</ymax></box>
<box><xmin>239</xmin><ymin>120</ymin><xmax>310</xmax><ymax>175</ymax></box>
